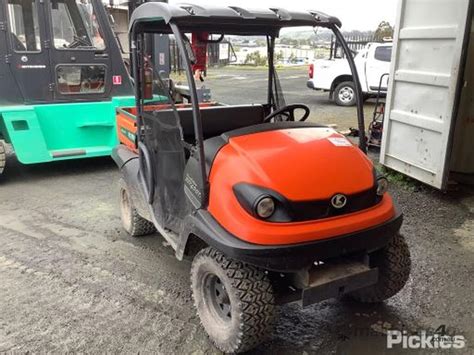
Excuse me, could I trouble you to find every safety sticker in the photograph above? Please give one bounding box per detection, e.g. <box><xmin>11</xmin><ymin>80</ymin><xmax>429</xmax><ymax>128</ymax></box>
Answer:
<box><xmin>328</xmin><ymin>137</ymin><xmax>352</xmax><ymax>147</ymax></box>
<box><xmin>113</xmin><ymin>75</ymin><xmax>122</xmax><ymax>85</ymax></box>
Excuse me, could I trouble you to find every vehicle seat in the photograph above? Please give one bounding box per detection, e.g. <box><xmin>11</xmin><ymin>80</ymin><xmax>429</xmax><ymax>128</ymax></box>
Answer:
<box><xmin>175</xmin><ymin>104</ymin><xmax>266</xmax><ymax>141</ymax></box>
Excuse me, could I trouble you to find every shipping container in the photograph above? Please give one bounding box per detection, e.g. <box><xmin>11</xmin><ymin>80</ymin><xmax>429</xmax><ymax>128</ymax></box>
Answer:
<box><xmin>381</xmin><ymin>0</ymin><xmax>473</xmax><ymax>189</ymax></box>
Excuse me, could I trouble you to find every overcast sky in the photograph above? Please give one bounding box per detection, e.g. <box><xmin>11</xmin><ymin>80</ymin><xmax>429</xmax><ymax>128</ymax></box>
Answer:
<box><xmin>168</xmin><ymin>0</ymin><xmax>399</xmax><ymax>31</ymax></box>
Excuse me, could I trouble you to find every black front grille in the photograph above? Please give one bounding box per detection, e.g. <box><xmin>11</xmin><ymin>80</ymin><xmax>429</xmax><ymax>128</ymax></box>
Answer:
<box><xmin>288</xmin><ymin>187</ymin><xmax>381</xmax><ymax>222</ymax></box>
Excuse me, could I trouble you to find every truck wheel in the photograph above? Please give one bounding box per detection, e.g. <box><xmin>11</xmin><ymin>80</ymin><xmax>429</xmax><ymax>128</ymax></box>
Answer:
<box><xmin>191</xmin><ymin>247</ymin><xmax>276</xmax><ymax>353</ymax></box>
<box><xmin>349</xmin><ymin>234</ymin><xmax>411</xmax><ymax>303</ymax></box>
<box><xmin>119</xmin><ymin>178</ymin><xmax>155</xmax><ymax>237</ymax></box>
<box><xmin>0</xmin><ymin>141</ymin><xmax>5</xmax><ymax>175</ymax></box>
<box><xmin>334</xmin><ymin>81</ymin><xmax>357</xmax><ymax>106</ymax></box>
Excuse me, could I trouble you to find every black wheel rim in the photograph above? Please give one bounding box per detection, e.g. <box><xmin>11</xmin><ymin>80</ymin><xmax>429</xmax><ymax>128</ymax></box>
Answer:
<box><xmin>203</xmin><ymin>273</ymin><xmax>232</xmax><ymax>322</ymax></box>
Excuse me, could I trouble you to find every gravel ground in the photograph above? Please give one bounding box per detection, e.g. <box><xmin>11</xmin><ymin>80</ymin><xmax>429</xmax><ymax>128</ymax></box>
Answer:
<box><xmin>0</xmin><ymin>68</ymin><xmax>473</xmax><ymax>353</ymax></box>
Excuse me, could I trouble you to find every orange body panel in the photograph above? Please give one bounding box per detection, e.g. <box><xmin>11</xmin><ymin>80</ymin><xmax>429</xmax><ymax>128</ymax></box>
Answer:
<box><xmin>116</xmin><ymin>109</ymin><xmax>137</xmax><ymax>152</ymax></box>
<box><xmin>116</xmin><ymin>102</ymin><xmax>217</xmax><ymax>152</ymax></box>
<box><xmin>208</xmin><ymin>127</ymin><xmax>396</xmax><ymax>245</ymax></box>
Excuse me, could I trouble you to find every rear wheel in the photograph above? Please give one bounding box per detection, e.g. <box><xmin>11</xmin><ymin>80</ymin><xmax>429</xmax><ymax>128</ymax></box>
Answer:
<box><xmin>0</xmin><ymin>141</ymin><xmax>5</xmax><ymax>175</ymax></box>
<box><xmin>349</xmin><ymin>233</ymin><xmax>411</xmax><ymax>303</ymax></box>
<box><xmin>119</xmin><ymin>178</ymin><xmax>155</xmax><ymax>237</ymax></box>
<box><xmin>191</xmin><ymin>247</ymin><xmax>276</xmax><ymax>353</ymax></box>
<box><xmin>334</xmin><ymin>81</ymin><xmax>356</xmax><ymax>106</ymax></box>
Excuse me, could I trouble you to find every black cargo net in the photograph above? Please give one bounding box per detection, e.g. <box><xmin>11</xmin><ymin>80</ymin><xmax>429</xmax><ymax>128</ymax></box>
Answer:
<box><xmin>142</xmin><ymin>109</ymin><xmax>189</xmax><ymax>233</ymax></box>
<box><xmin>140</xmin><ymin>56</ymin><xmax>190</xmax><ymax>234</ymax></box>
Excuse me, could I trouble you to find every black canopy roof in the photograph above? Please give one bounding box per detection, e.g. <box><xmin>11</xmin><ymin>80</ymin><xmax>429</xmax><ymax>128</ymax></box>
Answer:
<box><xmin>129</xmin><ymin>2</ymin><xmax>341</xmax><ymax>35</ymax></box>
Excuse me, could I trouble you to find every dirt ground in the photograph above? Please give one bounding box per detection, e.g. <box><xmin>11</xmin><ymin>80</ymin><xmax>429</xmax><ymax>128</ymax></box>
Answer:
<box><xmin>0</xmin><ymin>67</ymin><xmax>473</xmax><ymax>353</ymax></box>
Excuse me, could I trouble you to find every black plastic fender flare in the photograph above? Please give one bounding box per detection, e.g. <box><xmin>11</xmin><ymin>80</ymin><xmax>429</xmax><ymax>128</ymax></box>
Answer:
<box><xmin>138</xmin><ymin>141</ymin><xmax>154</xmax><ymax>204</ymax></box>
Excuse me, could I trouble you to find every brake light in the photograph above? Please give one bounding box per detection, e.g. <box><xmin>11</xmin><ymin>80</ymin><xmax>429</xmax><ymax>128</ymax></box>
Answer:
<box><xmin>309</xmin><ymin>63</ymin><xmax>314</xmax><ymax>79</ymax></box>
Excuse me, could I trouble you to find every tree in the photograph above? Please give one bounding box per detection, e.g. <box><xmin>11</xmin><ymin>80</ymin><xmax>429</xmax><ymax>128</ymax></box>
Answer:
<box><xmin>244</xmin><ymin>51</ymin><xmax>267</xmax><ymax>66</ymax></box>
<box><xmin>374</xmin><ymin>21</ymin><xmax>394</xmax><ymax>41</ymax></box>
<box><xmin>276</xmin><ymin>50</ymin><xmax>284</xmax><ymax>62</ymax></box>
<box><xmin>288</xmin><ymin>52</ymin><xmax>297</xmax><ymax>64</ymax></box>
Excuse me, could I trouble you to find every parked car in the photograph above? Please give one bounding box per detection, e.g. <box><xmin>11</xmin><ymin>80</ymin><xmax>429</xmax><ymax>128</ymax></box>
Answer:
<box><xmin>307</xmin><ymin>43</ymin><xmax>392</xmax><ymax>106</ymax></box>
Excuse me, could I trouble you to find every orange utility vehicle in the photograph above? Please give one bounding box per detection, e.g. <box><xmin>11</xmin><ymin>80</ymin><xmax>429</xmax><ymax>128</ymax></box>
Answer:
<box><xmin>113</xmin><ymin>3</ymin><xmax>411</xmax><ymax>353</ymax></box>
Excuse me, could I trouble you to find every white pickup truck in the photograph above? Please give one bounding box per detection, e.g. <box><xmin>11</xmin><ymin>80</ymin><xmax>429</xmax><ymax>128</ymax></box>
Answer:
<box><xmin>307</xmin><ymin>42</ymin><xmax>392</xmax><ymax>106</ymax></box>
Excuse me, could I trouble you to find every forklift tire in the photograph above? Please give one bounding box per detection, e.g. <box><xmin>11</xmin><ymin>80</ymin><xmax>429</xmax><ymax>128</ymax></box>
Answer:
<box><xmin>334</xmin><ymin>81</ymin><xmax>357</xmax><ymax>106</ymax></box>
<box><xmin>119</xmin><ymin>178</ymin><xmax>155</xmax><ymax>237</ymax></box>
<box><xmin>191</xmin><ymin>247</ymin><xmax>276</xmax><ymax>353</ymax></box>
<box><xmin>348</xmin><ymin>233</ymin><xmax>411</xmax><ymax>303</ymax></box>
<box><xmin>0</xmin><ymin>141</ymin><xmax>5</xmax><ymax>175</ymax></box>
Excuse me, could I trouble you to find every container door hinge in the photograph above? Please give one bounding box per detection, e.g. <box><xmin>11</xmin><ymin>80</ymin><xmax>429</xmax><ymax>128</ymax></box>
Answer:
<box><xmin>48</xmin><ymin>83</ymin><xmax>55</xmax><ymax>92</ymax></box>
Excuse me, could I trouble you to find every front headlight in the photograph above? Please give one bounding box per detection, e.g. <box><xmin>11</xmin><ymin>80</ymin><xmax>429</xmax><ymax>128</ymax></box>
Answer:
<box><xmin>255</xmin><ymin>196</ymin><xmax>275</xmax><ymax>219</ymax></box>
<box><xmin>233</xmin><ymin>183</ymin><xmax>291</xmax><ymax>222</ymax></box>
<box><xmin>376</xmin><ymin>176</ymin><xmax>389</xmax><ymax>196</ymax></box>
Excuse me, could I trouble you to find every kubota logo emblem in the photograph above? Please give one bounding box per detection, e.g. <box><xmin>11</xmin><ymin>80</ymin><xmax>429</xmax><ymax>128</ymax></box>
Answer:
<box><xmin>331</xmin><ymin>194</ymin><xmax>347</xmax><ymax>209</ymax></box>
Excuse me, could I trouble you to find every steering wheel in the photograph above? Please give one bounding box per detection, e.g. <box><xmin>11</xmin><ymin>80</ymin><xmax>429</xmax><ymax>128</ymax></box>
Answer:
<box><xmin>263</xmin><ymin>104</ymin><xmax>310</xmax><ymax>123</ymax></box>
<box><xmin>67</xmin><ymin>35</ymin><xmax>91</xmax><ymax>48</ymax></box>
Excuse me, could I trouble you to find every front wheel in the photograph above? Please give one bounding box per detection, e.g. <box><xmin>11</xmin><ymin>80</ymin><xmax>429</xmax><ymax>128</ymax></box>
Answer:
<box><xmin>191</xmin><ymin>247</ymin><xmax>276</xmax><ymax>353</ymax></box>
<box><xmin>348</xmin><ymin>233</ymin><xmax>411</xmax><ymax>303</ymax></box>
<box><xmin>0</xmin><ymin>140</ymin><xmax>6</xmax><ymax>175</ymax></box>
<box><xmin>334</xmin><ymin>81</ymin><xmax>357</xmax><ymax>106</ymax></box>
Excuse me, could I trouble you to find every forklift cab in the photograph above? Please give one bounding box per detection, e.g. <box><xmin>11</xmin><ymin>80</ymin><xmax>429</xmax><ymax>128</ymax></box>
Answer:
<box><xmin>0</xmin><ymin>0</ymin><xmax>140</xmax><ymax>174</ymax></box>
<box><xmin>0</xmin><ymin>0</ymin><xmax>132</xmax><ymax>105</ymax></box>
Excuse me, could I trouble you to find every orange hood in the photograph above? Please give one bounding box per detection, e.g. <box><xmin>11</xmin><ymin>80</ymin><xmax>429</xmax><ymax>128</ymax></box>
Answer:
<box><xmin>212</xmin><ymin>127</ymin><xmax>374</xmax><ymax>201</ymax></box>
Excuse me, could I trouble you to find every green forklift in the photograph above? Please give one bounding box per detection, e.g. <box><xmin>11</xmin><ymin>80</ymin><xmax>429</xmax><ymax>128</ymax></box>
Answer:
<box><xmin>0</xmin><ymin>0</ymin><xmax>168</xmax><ymax>177</ymax></box>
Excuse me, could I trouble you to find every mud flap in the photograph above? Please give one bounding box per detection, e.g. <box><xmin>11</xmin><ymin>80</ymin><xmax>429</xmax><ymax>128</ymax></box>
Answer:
<box><xmin>112</xmin><ymin>145</ymin><xmax>152</xmax><ymax>222</ymax></box>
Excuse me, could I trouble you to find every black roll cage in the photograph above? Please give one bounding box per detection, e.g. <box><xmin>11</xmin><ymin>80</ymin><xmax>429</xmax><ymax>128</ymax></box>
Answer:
<box><xmin>130</xmin><ymin>13</ymin><xmax>366</xmax><ymax>208</ymax></box>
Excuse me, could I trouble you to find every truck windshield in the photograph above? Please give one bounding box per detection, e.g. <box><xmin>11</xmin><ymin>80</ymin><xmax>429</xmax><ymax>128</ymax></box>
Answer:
<box><xmin>50</xmin><ymin>0</ymin><xmax>105</xmax><ymax>50</ymax></box>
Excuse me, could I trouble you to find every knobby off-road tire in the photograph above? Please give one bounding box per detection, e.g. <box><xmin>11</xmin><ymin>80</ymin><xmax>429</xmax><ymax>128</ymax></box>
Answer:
<box><xmin>0</xmin><ymin>141</ymin><xmax>6</xmax><ymax>175</ymax></box>
<box><xmin>119</xmin><ymin>178</ymin><xmax>155</xmax><ymax>237</ymax></box>
<box><xmin>191</xmin><ymin>247</ymin><xmax>276</xmax><ymax>353</ymax></box>
<box><xmin>349</xmin><ymin>233</ymin><xmax>411</xmax><ymax>303</ymax></box>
